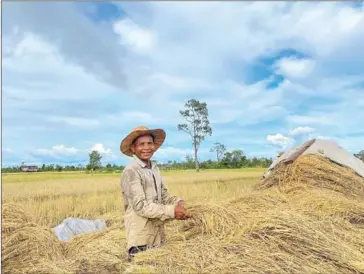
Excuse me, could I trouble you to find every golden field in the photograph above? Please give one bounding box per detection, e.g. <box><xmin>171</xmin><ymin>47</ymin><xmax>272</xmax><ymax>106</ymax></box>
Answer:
<box><xmin>2</xmin><ymin>169</ymin><xmax>263</xmax><ymax>227</ymax></box>
<box><xmin>2</xmin><ymin>162</ymin><xmax>364</xmax><ymax>274</ymax></box>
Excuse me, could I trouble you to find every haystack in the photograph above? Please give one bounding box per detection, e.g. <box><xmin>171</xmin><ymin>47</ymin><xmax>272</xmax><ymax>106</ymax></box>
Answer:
<box><xmin>64</xmin><ymin>227</ymin><xmax>128</xmax><ymax>274</ymax></box>
<box><xmin>2</xmin><ymin>203</ymin><xmax>75</xmax><ymax>274</ymax></box>
<box><xmin>131</xmin><ymin>200</ymin><xmax>364</xmax><ymax>274</ymax></box>
<box><xmin>126</xmin><ymin>141</ymin><xmax>364</xmax><ymax>274</ymax></box>
<box><xmin>2</xmin><ymin>203</ymin><xmax>34</xmax><ymax>234</ymax></box>
<box><xmin>258</xmin><ymin>139</ymin><xmax>364</xmax><ymax>199</ymax></box>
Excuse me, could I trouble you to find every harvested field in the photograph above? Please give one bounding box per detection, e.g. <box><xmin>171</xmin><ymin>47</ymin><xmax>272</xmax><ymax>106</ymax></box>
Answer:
<box><xmin>2</xmin><ymin>163</ymin><xmax>364</xmax><ymax>274</ymax></box>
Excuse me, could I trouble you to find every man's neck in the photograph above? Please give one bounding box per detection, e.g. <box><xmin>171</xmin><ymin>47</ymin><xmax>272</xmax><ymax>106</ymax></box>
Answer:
<box><xmin>144</xmin><ymin>160</ymin><xmax>152</xmax><ymax>168</ymax></box>
<box><xmin>135</xmin><ymin>155</ymin><xmax>152</xmax><ymax>168</ymax></box>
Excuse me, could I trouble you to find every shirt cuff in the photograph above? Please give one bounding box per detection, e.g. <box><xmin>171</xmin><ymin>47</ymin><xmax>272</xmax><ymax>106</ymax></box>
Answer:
<box><xmin>165</xmin><ymin>204</ymin><xmax>175</xmax><ymax>219</ymax></box>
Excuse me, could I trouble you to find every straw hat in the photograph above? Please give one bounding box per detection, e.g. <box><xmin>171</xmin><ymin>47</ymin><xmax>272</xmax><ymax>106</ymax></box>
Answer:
<box><xmin>120</xmin><ymin>126</ymin><xmax>166</xmax><ymax>157</ymax></box>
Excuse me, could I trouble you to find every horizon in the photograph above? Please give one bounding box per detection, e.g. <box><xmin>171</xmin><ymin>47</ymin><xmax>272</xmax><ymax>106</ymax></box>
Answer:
<box><xmin>2</xmin><ymin>2</ymin><xmax>364</xmax><ymax>167</ymax></box>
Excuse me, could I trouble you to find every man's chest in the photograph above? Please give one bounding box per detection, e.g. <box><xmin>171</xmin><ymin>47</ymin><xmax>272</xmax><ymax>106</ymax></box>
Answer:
<box><xmin>139</xmin><ymin>168</ymin><xmax>162</xmax><ymax>202</ymax></box>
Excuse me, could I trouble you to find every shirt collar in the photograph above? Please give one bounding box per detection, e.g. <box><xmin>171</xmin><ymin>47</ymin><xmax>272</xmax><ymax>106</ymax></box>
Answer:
<box><xmin>132</xmin><ymin>154</ymin><xmax>156</xmax><ymax>169</ymax></box>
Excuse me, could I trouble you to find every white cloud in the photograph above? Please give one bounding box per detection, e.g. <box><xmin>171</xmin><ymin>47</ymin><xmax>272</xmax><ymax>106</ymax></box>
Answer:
<box><xmin>47</xmin><ymin>116</ymin><xmax>100</xmax><ymax>129</ymax></box>
<box><xmin>150</xmin><ymin>73</ymin><xmax>215</xmax><ymax>91</ymax></box>
<box><xmin>90</xmin><ymin>143</ymin><xmax>112</xmax><ymax>155</ymax></box>
<box><xmin>113</xmin><ymin>18</ymin><xmax>156</xmax><ymax>53</ymax></box>
<box><xmin>120</xmin><ymin>111</ymin><xmax>153</xmax><ymax>123</ymax></box>
<box><xmin>288</xmin><ymin>115</ymin><xmax>335</xmax><ymax>125</ymax></box>
<box><xmin>289</xmin><ymin>126</ymin><xmax>316</xmax><ymax>136</ymax></box>
<box><xmin>3</xmin><ymin>2</ymin><xmax>127</xmax><ymax>89</ymax></box>
<box><xmin>267</xmin><ymin>133</ymin><xmax>293</xmax><ymax>148</ymax></box>
<box><xmin>316</xmin><ymin>135</ymin><xmax>334</xmax><ymax>141</ymax></box>
<box><xmin>3</xmin><ymin>148</ymin><xmax>13</xmax><ymax>153</ymax></box>
<box><xmin>276</xmin><ymin>57</ymin><xmax>316</xmax><ymax>79</ymax></box>
<box><xmin>2</xmin><ymin>2</ymin><xmax>364</xmax><ymax>165</ymax></box>
<box><xmin>33</xmin><ymin>145</ymin><xmax>78</xmax><ymax>157</ymax></box>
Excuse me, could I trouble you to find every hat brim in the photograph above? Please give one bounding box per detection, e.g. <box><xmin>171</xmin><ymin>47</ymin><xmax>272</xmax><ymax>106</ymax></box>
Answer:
<box><xmin>120</xmin><ymin>128</ymin><xmax>166</xmax><ymax>157</ymax></box>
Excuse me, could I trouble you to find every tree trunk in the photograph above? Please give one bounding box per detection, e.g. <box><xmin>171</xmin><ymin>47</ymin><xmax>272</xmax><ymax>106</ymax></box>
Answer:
<box><xmin>194</xmin><ymin>146</ymin><xmax>199</xmax><ymax>172</ymax></box>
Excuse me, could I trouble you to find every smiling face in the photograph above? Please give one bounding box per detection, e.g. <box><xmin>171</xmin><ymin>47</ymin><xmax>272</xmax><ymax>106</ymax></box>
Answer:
<box><xmin>131</xmin><ymin>135</ymin><xmax>155</xmax><ymax>162</ymax></box>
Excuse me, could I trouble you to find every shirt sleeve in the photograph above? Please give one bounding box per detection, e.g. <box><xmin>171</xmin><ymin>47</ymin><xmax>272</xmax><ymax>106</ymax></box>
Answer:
<box><xmin>121</xmin><ymin>168</ymin><xmax>175</xmax><ymax>221</ymax></box>
<box><xmin>161</xmin><ymin>177</ymin><xmax>184</xmax><ymax>205</ymax></box>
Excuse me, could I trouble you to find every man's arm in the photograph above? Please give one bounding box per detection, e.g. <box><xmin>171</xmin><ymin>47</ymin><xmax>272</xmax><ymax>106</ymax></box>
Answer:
<box><xmin>161</xmin><ymin>178</ymin><xmax>184</xmax><ymax>205</ymax></box>
<box><xmin>121</xmin><ymin>168</ymin><xmax>175</xmax><ymax>221</ymax></box>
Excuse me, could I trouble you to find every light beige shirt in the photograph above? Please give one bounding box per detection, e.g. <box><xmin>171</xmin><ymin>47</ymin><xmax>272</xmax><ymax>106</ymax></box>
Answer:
<box><xmin>120</xmin><ymin>155</ymin><xmax>182</xmax><ymax>250</ymax></box>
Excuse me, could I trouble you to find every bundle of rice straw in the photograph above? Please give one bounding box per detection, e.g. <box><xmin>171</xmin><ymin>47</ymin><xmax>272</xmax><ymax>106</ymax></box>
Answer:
<box><xmin>288</xmin><ymin>189</ymin><xmax>364</xmax><ymax>227</ymax></box>
<box><xmin>2</xmin><ymin>203</ymin><xmax>34</xmax><ymax>234</ymax></box>
<box><xmin>132</xmin><ymin>204</ymin><xmax>364</xmax><ymax>274</ymax></box>
<box><xmin>257</xmin><ymin>154</ymin><xmax>364</xmax><ymax>199</ymax></box>
<box><xmin>64</xmin><ymin>228</ymin><xmax>127</xmax><ymax>274</ymax></box>
<box><xmin>2</xmin><ymin>203</ymin><xmax>74</xmax><ymax>274</ymax></box>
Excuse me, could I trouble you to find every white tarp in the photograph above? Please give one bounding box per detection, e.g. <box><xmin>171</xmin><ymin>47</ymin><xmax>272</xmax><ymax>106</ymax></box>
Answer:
<box><xmin>53</xmin><ymin>217</ymin><xmax>107</xmax><ymax>241</ymax></box>
<box><xmin>263</xmin><ymin>139</ymin><xmax>364</xmax><ymax>179</ymax></box>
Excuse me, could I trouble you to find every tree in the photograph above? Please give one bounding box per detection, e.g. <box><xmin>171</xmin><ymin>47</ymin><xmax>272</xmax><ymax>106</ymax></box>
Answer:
<box><xmin>354</xmin><ymin>150</ymin><xmax>364</xmax><ymax>162</ymax></box>
<box><xmin>88</xmin><ymin>150</ymin><xmax>102</xmax><ymax>170</ymax></box>
<box><xmin>177</xmin><ymin>99</ymin><xmax>212</xmax><ymax>171</ymax></box>
<box><xmin>231</xmin><ymin>149</ymin><xmax>246</xmax><ymax>168</ymax></box>
<box><xmin>210</xmin><ymin>142</ymin><xmax>226</xmax><ymax>162</ymax></box>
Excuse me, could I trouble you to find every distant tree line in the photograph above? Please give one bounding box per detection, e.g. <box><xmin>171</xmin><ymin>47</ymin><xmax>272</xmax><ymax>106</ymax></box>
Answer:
<box><xmin>158</xmin><ymin>149</ymin><xmax>273</xmax><ymax>170</ymax></box>
<box><xmin>1</xmin><ymin>163</ymin><xmax>126</xmax><ymax>173</ymax></box>
<box><xmin>3</xmin><ymin>148</ymin><xmax>364</xmax><ymax>174</ymax></box>
<box><xmin>1</xmin><ymin>149</ymin><xmax>272</xmax><ymax>173</ymax></box>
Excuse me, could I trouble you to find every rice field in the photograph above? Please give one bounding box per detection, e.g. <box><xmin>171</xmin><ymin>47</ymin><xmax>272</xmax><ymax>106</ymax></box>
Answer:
<box><xmin>2</xmin><ymin>163</ymin><xmax>364</xmax><ymax>274</ymax></box>
<box><xmin>2</xmin><ymin>169</ymin><xmax>264</xmax><ymax>227</ymax></box>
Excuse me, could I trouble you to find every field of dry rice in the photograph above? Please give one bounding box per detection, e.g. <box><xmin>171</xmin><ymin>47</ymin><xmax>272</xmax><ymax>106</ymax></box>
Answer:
<box><xmin>2</xmin><ymin>161</ymin><xmax>364</xmax><ymax>274</ymax></box>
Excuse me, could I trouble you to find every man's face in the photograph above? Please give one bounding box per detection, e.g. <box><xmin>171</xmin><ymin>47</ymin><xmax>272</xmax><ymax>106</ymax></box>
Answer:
<box><xmin>131</xmin><ymin>135</ymin><xmax>155</xmax><ymax>161</ymax></box>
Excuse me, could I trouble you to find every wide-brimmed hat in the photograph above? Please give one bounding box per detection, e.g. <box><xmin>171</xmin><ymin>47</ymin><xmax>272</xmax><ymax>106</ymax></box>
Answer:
<box><xmin>120</xmin><ymin>126</ymin><xmax>166</xmax><ymax>157</ymax></box>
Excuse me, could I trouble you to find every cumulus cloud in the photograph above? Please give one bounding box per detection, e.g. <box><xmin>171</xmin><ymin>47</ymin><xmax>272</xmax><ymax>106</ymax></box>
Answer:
<box><xmin>90</xmin><ymin>143</ymin><xmax>113</xmax><ymax>155</ymax></box>
<box><xmin>47</xmin><ymin>116</ymin><xmax>100</xmax><ymax>129</ymax></box>
<box><xmin>32</xmin><ymin>145</ymin><xmax>79</xmax><ymax>157</ymax></box>
<box><xmin>3</xmin><ymin>2</ymin><xmax>127</xmax><ymax>89</ymax></box>
<box><xmin>287</xmin><ymin>115</ymin><xmax>335</xmax><ymax>125</ymax></box>
<box><xmin>3</xmin><ymin>148</ymin><xmax>13</xmax><ymax>153</ymax></box>
<box><xmin>2</xmin><ymin>2</ymin><xmax>364</xmax><ymax>165</ymax></box>
<box><xmin>289</xmin><ymin>126</ymin><xmax>316</xmax><ymax>136</ymax></box>
<box><xmin>267</xmin><ymin>134</ymin><xmax>293</xmax><ymax>148</ymax></box>
<box><xmin>275</xmin><ymin>58</ymin><xmax>316</xmax><ymax>79</ymax></box>
<box><xmin>113</xmin><ymin>18</ymin><xmax>156</xmax><ymax>53</ymax></box>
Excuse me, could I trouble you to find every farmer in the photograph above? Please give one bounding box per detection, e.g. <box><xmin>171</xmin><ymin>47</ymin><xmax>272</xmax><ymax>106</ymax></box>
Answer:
<box><xmin>120</xmin><ymin>126</ymin><xmax>191</xmax><ymax>261</ymax></box>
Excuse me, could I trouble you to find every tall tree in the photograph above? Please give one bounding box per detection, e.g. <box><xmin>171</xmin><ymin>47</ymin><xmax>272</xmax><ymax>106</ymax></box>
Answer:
<box><xmin>88</xmin><ymin>150</ymin><xmax>102</xmax><ymax>170</ymax></box>
<box><xmin>210</xmin><ymin>142</ymin><xmax>226</xmax><ymax>162</ymax></box>
<box><xmin>178</xmin><ymin>99</ymin><xmax>212</xmax><ymax>171</ymax></box>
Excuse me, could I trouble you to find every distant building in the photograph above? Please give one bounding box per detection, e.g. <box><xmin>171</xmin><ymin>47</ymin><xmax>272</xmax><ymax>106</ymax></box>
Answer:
<box><xmin>20</xmin><ymin>165</ymin><xmax>39</xmax><ymax>172</ymax></box>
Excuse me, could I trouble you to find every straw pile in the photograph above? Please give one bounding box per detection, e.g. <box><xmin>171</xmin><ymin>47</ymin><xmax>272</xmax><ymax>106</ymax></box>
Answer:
<box><xmin>2</xmin><ymin>203</ymin><xmax>75</xmax><ymax>274</ymax></box>
<box><xmin>257</xmin><ymin>154</ymin><xmax>364</xmax><ymax>199</ymax></box>
<box><xmin>131</xmin><ymin>197</ymin><xmax>364</xmax><ymax>274</ymax></box>
<box><xmin>3</xmin><ymin>153</ymin><xmax>364</xmax><ymax>274</ymax></box>
<box><xmin>64</xmin><ymin>228</ymin><xmax>127</xmax><ymax>274</ymax></box>
<box><xmin>127</xmin><ymin>155</ymin><xmax>364</xmax><ymax>274</ymax></box>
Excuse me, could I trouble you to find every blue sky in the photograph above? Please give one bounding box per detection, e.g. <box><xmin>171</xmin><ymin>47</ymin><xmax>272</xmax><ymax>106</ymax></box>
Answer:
<box><xmin>2</xmin><ymin>2</ymin><xmax>364</xmax><ymax>167</ymax></box>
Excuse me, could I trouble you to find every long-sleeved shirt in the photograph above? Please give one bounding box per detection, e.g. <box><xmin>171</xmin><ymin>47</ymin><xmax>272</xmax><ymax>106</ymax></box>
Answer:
<box><xmin>120</xmin><ymin>155</ymin><xmax>183</xmax><ymax>250</ymax></box>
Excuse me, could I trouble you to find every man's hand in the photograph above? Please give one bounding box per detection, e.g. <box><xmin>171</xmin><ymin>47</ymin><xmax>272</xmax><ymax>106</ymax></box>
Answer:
<box><xmin>174</xmin><ymin>203</ymin><xmax>186</xmax><ymax>220</ymax></box>
<box><xmin>177</xmin><ymin>200</ymin><xmax>185</xmax><ymax>206</ymax></box>
<box><xmin>174</xmin><ymin>203</ymin><xmax>193</xmax><ymax>220</ymax></box>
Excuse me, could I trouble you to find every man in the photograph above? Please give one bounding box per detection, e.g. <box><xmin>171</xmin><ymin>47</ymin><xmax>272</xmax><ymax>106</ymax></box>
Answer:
<box><xmin>120</xmin><ymin>126</ymin><xmax>191</xmax><ymax>261</ymax></box>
